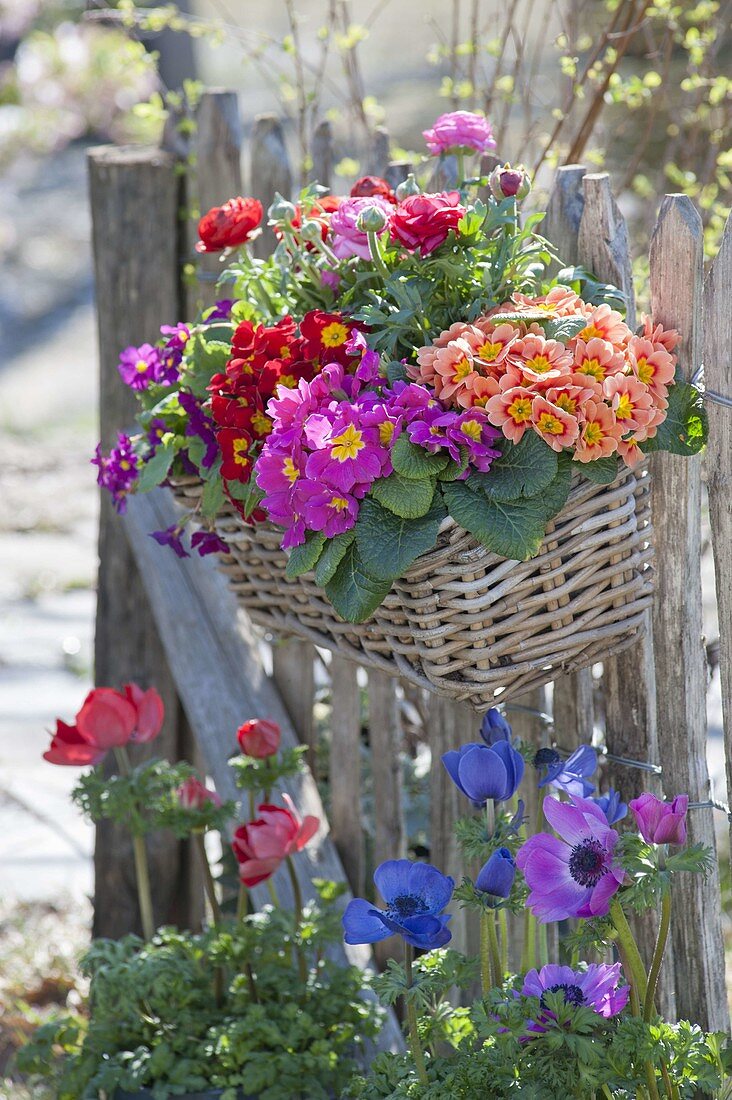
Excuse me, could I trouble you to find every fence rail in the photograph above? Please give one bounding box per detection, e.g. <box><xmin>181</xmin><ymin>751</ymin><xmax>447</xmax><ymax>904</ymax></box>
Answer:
<box><xmin>89</xmin><ymin>89</ymin><xmax>732</xmax><ymax>1034</ymax></box>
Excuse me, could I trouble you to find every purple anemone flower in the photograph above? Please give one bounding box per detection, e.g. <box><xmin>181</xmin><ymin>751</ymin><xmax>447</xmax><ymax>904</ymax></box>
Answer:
<box><xmin>629</xmin><ymin>793</ymin><xmax>688</xmax><ymax>846</ymax></box>
<box><xmin>150</xmin><ymin>525</ymin><xmax>190</xmax><ymax>558</ymax></box>
<box><xmin>516</xmin><ymin>795</ymin><xmax>625</xmax><ymax>922</ymax></box>
<box><xmin>521</xmin><ymin>962</ymin><xmax>630</xmax><ymax>1032</ymax></box>
<box><xmin>117</xmin><ymin>343</ymin><xmax>163</xmax><ymax>390</ymax></box>
<box><xmin>191</xmin><ymin>530</ymin><xmax>230</xmax><ymax>556</ymax></box>
<box><xmin>342</xmin><ymin>859</ymin><xmax>453</xmax><ymax>950</ymax></box>
<box><xmin>443</xmin><ymin>740</ymin><xmax>524</xmax><ymax>806</ymax></box>
<box><xmin>536</xmin><ymin>744</ymin><xmax>597</xmax><ymax>797</ymax></box>
<box><xmin>592</xmin><ymin>788</ymin><xmax>628</xmax><ymax>825</ymax></box>
<box><xmin>476</xmin><ymin>847</ymin><xmax>515</xmax><ymax>901</ymax></box>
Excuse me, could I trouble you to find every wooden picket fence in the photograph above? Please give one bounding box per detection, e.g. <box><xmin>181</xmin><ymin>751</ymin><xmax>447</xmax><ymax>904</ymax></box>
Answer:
<box><xmin>88</xmin><ymin>89</ymin><xmax>732</xmax><ymax>1038</ymax></box>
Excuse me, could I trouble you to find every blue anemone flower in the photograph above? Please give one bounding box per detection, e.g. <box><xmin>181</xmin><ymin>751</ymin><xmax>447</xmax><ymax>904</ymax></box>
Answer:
<box><xmin>476</xmin><ymin>847</ymin><xmax>516</xmax><ymax>901</ymax></box>
<box><xmin>480</xmin><ymin>707</ymin><xmax>513</xmax><ymax>744</ymax></box>
<box><xmin>443</xmin><ymin>740</ymin><xmax>524</xmax><ymax>806</ymax></box>
<box><xmin>536</xmin><ymin>744</ymin><xmax>597</xmax><ymax>797</ymax></box>
<box><xmin>592</xmin><ymin>788</ymin><xmax>628</xmax><ymax>824</ymax></box>
<box><xmin>342</xmin><ymin>859</ymin><xmax>454</xmax><ymax>950</ymax></box>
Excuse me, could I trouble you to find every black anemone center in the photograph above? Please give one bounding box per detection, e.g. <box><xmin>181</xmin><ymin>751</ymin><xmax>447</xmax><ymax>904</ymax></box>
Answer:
<box><xmin>388</xmin><ymin>893</ymin><xmax>428</xmax><ymax>921</ymax></box>
<box><xmin>540</xmin><ymin>983</ymin><xmax>585</xmax><ymax>1009</ymax></box>
<box><xmin>568</xmin><ymin>838</ymin><xmax>607</xmax><ymax>887</ymax></box>
<box><xmin>533</xmin><ymin>747</ymin><xmax>561</xmax><ymax>769</ymax></box>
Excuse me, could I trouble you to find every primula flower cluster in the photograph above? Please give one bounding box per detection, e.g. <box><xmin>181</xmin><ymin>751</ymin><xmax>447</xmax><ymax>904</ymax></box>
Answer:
<box><xmin>411</xmin><ymin>290</ymin><xmax>678</xmax><ymax>468</ymax></box>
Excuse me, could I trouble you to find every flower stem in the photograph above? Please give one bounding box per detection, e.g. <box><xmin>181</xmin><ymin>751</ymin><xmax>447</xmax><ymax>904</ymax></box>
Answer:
<box><xmin>480</xmin><ymin>909</ymin><xmax>492</xmax><ymax>994</ymax></box>
<box><xmin>404</xmin><ymin>944</ymin><xmax>429</xmax><ymax>1087</ymax></box>
<box><xmin>644</xmin><ymin>889</ymin><xmax>671</xmax><ymax>1022</ymax></box>
<box><xmin>610</xmin><ymin>896</ymin><xmax>648</xmax><ymax>1002</ymax></box>
<box><xmin>660</xmin><ymin>1060</ymin><xmax>678</xmax><ymax>1100</ymax></box>
<box><xmin>285</xmin><ymin>856</ymin><xmax>307</xmax><ymax>985</ymax></box>
<box><xmin>132</xmin><ymin>833</ymin><xmax>155</xmax><ymax>940</ymax></box>
<box><xmin>194</xmin><ymin>830</ymin><xmax>222</xmax><ymax>926</ymax></box>
<box><xmin>485</xmin><ymin>909</ymin><xmax>503</xmax><ymax>987</ymax></box>
<box><xmin>367</xmin><ymin>230</ymin><xmax>391</xmax><ymax>280</ymax></box>
<box><xmin>498</xmin><ymin>908</ymin><xmax>509</xmax><ymax>976</ymax></box>
<box><xmin>521</xmin><ymin>910</ymin><xmax>536</xmax><ymax>973</ymax></box>
<box><xmin>236</xmin><ymin>881</ymin><xmax>248</xmax><ymax>921</ymax></box>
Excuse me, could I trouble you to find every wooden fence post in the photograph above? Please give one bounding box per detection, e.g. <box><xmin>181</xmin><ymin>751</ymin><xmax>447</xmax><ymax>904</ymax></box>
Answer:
<box><xmin>311</xmin><ymin>119</ymin><xmax>334</xmax><ymax>191</ymax></box>
<box><xmin>543</xmin><ymin>165</ymin><xmax>595</xmax><ymax>748</ymax></box>
<box><xmin>250</xmin><ymin>114</ymin><xmax>293</xmax><ymax>256</ymax></box>
<box><xmin>272</xmin><ymin>639</ymin><xmax>317</xmax><ymax>772</ymax></box>
<box><xmin>329</xmin><ymin>656</ymin><xmax>364</xmax><ymax>896</ymax></box>
<box><xmin>649</xmin><ymin>195</ymin><xmax>729</xmax><ymax>1031</ymax></box>
<box><xmin>88</xmin><ymin>146</ymin><xmax>202</xmax><ymax>936</ymax></box>
<box><xmin>705</xmin><ymin>213</ymin><xmax>732</xmax><ymax>875</ymax></box>
<box><xmin>384</xmin><ymin>160</ymin><xmax>413</xmax><ymax>192</ymax></box>
<box><xmin>367</xmin><ymin>126</ymin><xmax>390</xmax><ymax>177</ymax></box>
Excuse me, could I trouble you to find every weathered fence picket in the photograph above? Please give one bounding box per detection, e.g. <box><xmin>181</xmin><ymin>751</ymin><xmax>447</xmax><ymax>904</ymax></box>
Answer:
<box><xmin>90</xmin><ymin>89</ymin><xmax>731</xmax><ymax>1041</ymax></box>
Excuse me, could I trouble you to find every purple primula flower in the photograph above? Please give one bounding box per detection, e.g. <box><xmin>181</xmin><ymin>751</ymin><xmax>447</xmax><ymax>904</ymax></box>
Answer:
<box><xmin>442</xmin><ymin>740</ymin><xmax>524</xmax><ymax>806</ymax></box>
<box><xmin>299</xmin><ymin>481</ymin><xmax>359</xmax><ymax>538</ymax></box>
<box><xmin>305</xmin><ymin>410</ymin><xmax>388</xmax><ymax>495</ymax></box>
<box><xmin>177</xmin><ymin>391</ymin><xmax>219</xmax><ymax>469</ymax></box>
<box><xmin>150</xmin><ymin>524</ymin><xmax>190</xmax><ymax>558</ymax></box>
<box><xmin>346</xmin><ymin>328</ymin><xmax>382</xmax><ymax>389</ymax></box>
<box><xmin>91</xmin><ymin>432</ymin><xmax>138</xmax><ymax>513</ymax></box>
<box><xmin>536</xmin><ymin>744</ymin><xmax>597</xmax><ymax>797</ymax></box>
<box><xmin>158</xmin><ymin>323</ymin><xmax>190</xmax><ymax>384</ymax></box>
<box><xmin>342</xmin><ymin>859</ymin><xmax>453</xmax><ymax>950</ymax></box>
<box><xmin>516</xmin><ymin>795</ymin><xmax>625</xmax><ymax>922</ymax></box>
<box><xmin>191</xmin><ymin>530</ymin><xmax>230</xmax><ymax>556</ymax></box>
<box><xmin>476</xmin><ymin>847</ymin><xmax>515</xmax><ymax>901</ymax></box>
<box><xmin>117</xmin><ymin>343</ymin><xmax>163</xmax><ymax>390</ymax></box>
<box><xmin>447</xmin><ymin>409</ymin><xmax>502</xmax><ymax>472</ymax></box>
<box><xmin>629</xmin><ymin>792</ymin><xmax>688</xmax><ymax>846</ymax></box>
<box><xmin>146</xmin><ymin>417</ymin><xmax>168</xmax><ymax>450</ymax></box>
<box><xmin>592</xmin><ymin>788</ymin><xmax>628</xmax><ymax>825</ymax></box>
<box><xmin>480</xmin><ymin>707</ymin><xmax>513</xmax><ymax>744</ymax></box>
<box><xmin>521</xmin><ymin>963</ymin><xmax>629</xmax><ymax>1032</ymax></box>
<box><xmin>407</xmin><ymin>405</ymin><xmax>461</xmax><ymax>455</ymax></box>
<box><xmin>205</xmin><ymin>299</ymin><xmax>235</xmax><ymax>322</ymax></box>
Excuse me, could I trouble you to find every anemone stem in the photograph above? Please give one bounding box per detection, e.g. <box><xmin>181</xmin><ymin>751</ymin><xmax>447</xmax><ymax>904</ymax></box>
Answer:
<box><xmin>285</xmin><ymin>856</ymin><xmax>307</xmax><ymax>985</ymax></box>
<box><xmin>610</xmin><ymin>896</ymin><xmax>647</xmax><ymax>1002</ymax></box>
<box><xmin>404</xmin><ymin>944</ymin><xmax>429</xmax><ymax>1086</ymax></box>
<box><xmin>194</xmin><ymin>830</ymin><xmax>222</xmax><ymax>926</ymax></box>
<box><xmin>480</xmin><ymin>909</ymin><xmax>493</xmax><ymax>993</ymax></box>
<box><xmin>114</xmin><ymin>747</ymin><xmax>155</xmax><ymax>940</ymax></box>
<box><xmin>498</xmin><ymin>907</ymin><xmax>509</xmax><ymax>976</ymax></box>
<box><xmin>643</xmin><ymin>889</ymin><xmax>671</xmax><ymax>1022</ymax></box>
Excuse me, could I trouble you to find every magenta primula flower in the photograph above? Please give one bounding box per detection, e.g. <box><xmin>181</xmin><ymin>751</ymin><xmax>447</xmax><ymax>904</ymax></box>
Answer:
<box><xmin>158</xmin><ymin>322</ymin><xmax>190</xmax><ymax>384</ymax></box>
<box><xmin>92</xmin><ymin>432</ymin><xmax>139</xmax><ymax>513</ymax></box>
<box><xmin>117</xmin><ymin>343</ymin><xmax>163</xmax><ymax>390</ymax></box>
<box><xmin>423</xmin><ymin>110</ymin><xmax>497</xmax><ymax>155</ymax></box>
<box><xmin>300</xmin><ymin>482</ymin><xmax>359</xmax><ymax>537</ymax></box>
<box><xmin>447</xmin><ymin>409</ymin><xmax>502</xmax><ymax>471</ymax></box>
<box><xmin>516</xmin><ymin>795</ymin><xmax>625</xmax><ymax>922</ymax></box>
<box><xmin>521</xmin><ymin>963</ymin><xmax>629</xmax><ymax>1033</ymax></box>
<box><xmin>408</xmin><ymin>405</ymin><xmax>461</xmax><ymax>454</ymax></box>
<box><xmin>305</xmin><ymin>411</ymin><xmax>389</xmax><ymax>494</ymax></box>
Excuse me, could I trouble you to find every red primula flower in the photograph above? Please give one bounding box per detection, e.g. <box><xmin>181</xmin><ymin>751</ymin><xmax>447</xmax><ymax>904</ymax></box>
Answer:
<box><xmin>236</xmin><ymin>718</ymin><xmax>281</xmax><ymax>758</ymax></box>
<box><xmin>43</xmin><ymin>719</ymin><xmax>108</xmax><ymax>766</ymax></box>
<box><xmin>350</xmin><ymin>175</ymin><xmax>397</xmax><ymax>204</ymax></box>
<box><xmin>300</xmin><ymin>310</ymin><xmax>356</xmax><ymax>366</ymax></box>
<box><xmin>232</xmin><ymin>794</ymin><xmax>320</xmax><ymax>886</ymax></box>
<box><xmin>217</xmin><ymin>427</ymin><xmax>254</xmax><ymax>482</ymax></box>
<box><xmin>390</xmin><ymin>191</ymin><xmax>465</xmax><ymax>256</ymax></box>
<box><xmin>258</xmin><ymin>358</ymin><xmax>315</xmax><ymax>398</ymax></box>
<box><xmin>196</xmin><ymin>196</ymin><xmax>263</xmax><ymax>253</ymax></box>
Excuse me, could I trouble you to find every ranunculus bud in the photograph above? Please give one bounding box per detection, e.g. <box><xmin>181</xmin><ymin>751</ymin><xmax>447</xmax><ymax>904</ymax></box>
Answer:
<box><xmin>236</xmin><ymin>718</ymin><xmax>281</xmax><ymax>759</ymax></box>
<box><xmin>629</xmin><ymin>792</ymin><xmax>689</xmax><ymax>846</ymax></box>
<box><xmin>476</xmin><ymin>847</ymin><xmax>516</xmax><ymax>901</ymax></box>
<box><xmin>177</xmin><ymin>775</ymin><xmax>222</xmax><ymax>811</ymax></box>
<box><xmin>395</xmin><ymin>173</ymin><xmax>421</xmax><ymax>201</ymax></box>
<box><xmin>488</xmin><ymin>163</ymin><xmax>531</xmax><ymax>202</ymax></box>
<box><xmin>268</xmin><ymin>192</ymin><xmax>297</xmax><ymax>225</ymax></box>
<box><xmin>355</xmin><ymin>204</ymin><xmax>389</xmax><ymax>234</ymax></box>
<box><xmin>298</xmin><ymin>218</ymin><xmax>327</xmax><ymax>243</ymax></box>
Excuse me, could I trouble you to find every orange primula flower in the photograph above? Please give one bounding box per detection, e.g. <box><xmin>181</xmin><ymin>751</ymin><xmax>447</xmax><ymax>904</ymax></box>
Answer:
<box><xmin>626</xmin><ymin>335</ymin><xmax>676</xmax><ymax>401</ymax></box>
<box><xmin>530</xmin><ymin>395</ymin><xmax>579</xmax><ymax>451</ymax></box>
<box><xmin>617</xmin><ymin>435</ymin><xmax>645</xmax><ymax>469</ymax></box>
<box><xmin>575</xmin><ymin>304</ymin><xmax>628</xmax><ymax>347</ymax></box>
<box><xmin>486</xmin><ymin>386</ymin><xmax>535</xmax><ymax>444</ymax></box>
<box><xmin>432</xmin><ymin>338</ymin><xmax>477</xmax><ymax>401</ymax></box>
<box><xmin>470</xmin><ymin>321</ymin><xmax>521</xmax><ymax>375</ymax></box>
<box><xmin>456</xmin><ymin>374</ymin><xmax>500</xmax><ymax>409</ymax></box>
<box><xmin>573</xmin><ymin>401</ymin><xmax>624</xmax><ymax>463</ymax></box>
<box><xmin>637</xmin><ymin>314</ymin><xmax>679</xmax><ymax>355</ymax></box>
<box><xmin>510</xmin><ymin>333</ymin><xmax>574</xmax><ymax>383</ymax></box>
<box><xmin>572</xmin><ymin>337</ymin><xmax>625</xmax><ymax>386</ymax></box>
<box><xmin>603</xmin><ymin>375</ymin><xmax>655</xmax><ymax>433</ymax></box>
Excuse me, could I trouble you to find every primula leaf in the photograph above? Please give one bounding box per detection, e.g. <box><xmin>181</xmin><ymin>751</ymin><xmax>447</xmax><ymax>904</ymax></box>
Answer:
<box><xmin>183</xmin><ymin>336</ymin><xmax>232</xmax><ymax>398</ymax></box>
<box><xmin>200</xmin><ymin>474</ymin><xmax>225</xmax><ymax>518</ymax></box>
<box><xmin>390</xmin><ymin>434</ymin><xmax>450</xmax><ymax>478</ymax></box>
<box><xmin>324</xmin><ymin>542</ymin><xmax>392</xmax><ymax>623</ymax></box>
<box><xmin>370</xmin><ymin>472</ymin><xmax>435</xmax><ymax>518</ymax></box>
<box><xmin>544</xmin><ymin>314</ymin><xmax>588</xmax><ymax>342</ymax></box>
<box><xmin>437</xmin><ymin>447</ymin><xmax>470</xmax><ymax>481</ymax></box>
<box><xmin>526</xmin><ymin>452</ymin><xmax>573</xmax><ymax>523</ymax></box>
<box><xmin>580</xmin><ymin>455</ymin><xmax>620</xmax><ymax>485</ymax></box>
<box><xmin>473</xmin><ymin>433</ymin><xmax>558</xmax><ymax>502</ymax></box>
<box><xmin>314</xmin><ymin>529</ymin><xmax>356</xmax><ymax>586</ymax></box>
<box><xmin>137</xmin><ymin>440</ymin><xmax>176</xmax><ymax>492</ymax></box>
<box><xmin>385</xmin><ymin>360</ymin><xmax>409</xmax><ymax>384</ymax></box>
<box><xmin>442</xmin><ymin>480</ymin><xmax>547</xmax><ymax>560</ymax></box>
<box><xmin>356</xmin><ymin>496</ymin><xmax>447</xmax><ymax>583</ymax></box>
<box><xmin>285</xmin><ymin>531</ymin><xmax>326</xmax><ymax>579</ymax></box>
<box><xmin>225</xmin><ymin>478</ymin><xmax>264</xmax><ymax>517</ymax></box>
<box><xmin>640</xmin><ymin>379</ymin><xmax>707</xmax><ymax>456</ymax></box>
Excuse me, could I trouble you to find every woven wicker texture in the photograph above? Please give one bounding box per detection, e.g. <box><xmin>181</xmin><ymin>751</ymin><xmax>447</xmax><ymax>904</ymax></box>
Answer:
<box><xmin>170</xmin><ymin>466</ymin><xmax>653</xmax><ymax>711</ymax></box>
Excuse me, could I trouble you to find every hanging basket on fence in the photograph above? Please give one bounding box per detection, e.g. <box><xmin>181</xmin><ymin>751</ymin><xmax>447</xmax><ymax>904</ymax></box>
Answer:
<box><xmin>170</xmin><ymin>466</ymin><xmax>653</xmax><ymax>710</ymax></box>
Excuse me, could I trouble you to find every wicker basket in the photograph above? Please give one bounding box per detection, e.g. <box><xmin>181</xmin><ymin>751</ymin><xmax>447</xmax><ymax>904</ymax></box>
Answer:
<box><xmin>170</xmin><ymin>467</ymin><xmax>653</xmax><ymax>711</ymax></box>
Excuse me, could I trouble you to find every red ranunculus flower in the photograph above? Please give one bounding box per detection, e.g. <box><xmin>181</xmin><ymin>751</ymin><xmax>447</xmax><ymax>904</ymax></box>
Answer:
<box><xmin>237</xmin><ymin>718</ymin><xmax>281</xmax><ymax>758</ymax></box>
<box><xmin>300</xmin><ymin>309</ymin><xmax>355</xmax><ymax>365</ymax></box>
<box><xmin>177</xmin><ymin>775</ymin><xmax>222</xmax><ymax>810</ymax></box>
<box><xmin>196</xmin><ymin>196</ymin><xmax>263</xmax><ymax>253</ymax></box>
<box><xmin>43</xmin><ymin>719</ymin><xmax>108</xmax><ymax>766</ymax></box>
<box><xmin>390</xmin><ymin>191</ymin><xmax>465</xmax><ymax>257</ymax></box>
<box><xmin>232</xmin><ymin>795</ymin><xmax>319</xmax><ymax>886</ymax></box>
<box><xmin>350</xmin><ymin>175</ymin><xmax>397</xmax><ymax>204</ymax></box>
<box><xmin>218</xmin><ymin>427</ymin><xmax>254</xmax><ymax>482</ymax></box>
<box><xmin>124</xmin><ymin>682</ymin><xmax>165</xmax><ymax>743</ymax></box>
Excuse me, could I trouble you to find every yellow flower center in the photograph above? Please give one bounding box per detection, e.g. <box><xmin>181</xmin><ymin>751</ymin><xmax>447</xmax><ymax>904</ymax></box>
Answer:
<box><xmin>478</xmin><ymin>341</ymin><xmax>502</xmax><ymax>362</ymax></box>
<box><xmin>615</xmin><ymin>394</ymin><xmax>633</xmax><ymax>420</ymax></box>
<box><xmin>252</xmin><ymin>411</ymin><xmax>272</xmax><ymax>435</ymax></box>
<box><xmin>321</xmin><ymin>321</ymin><xmax>349</xmax><ymax>348</ymax></box>
<box><xmin>453</xmin><ymin>356</ymin><xmax>473</xmax><ymax>381</ymax></box>
<box><xmin>283</xmin><ymin>457</ymin><xmax>299</xmax><ymax>484</ymax></box>
<box><xmin>329</xmin><ymin>496</ymin><xmax>349</xmax><ymax>512</ymax></box>
<box><xmin>555</xmin><ymin>393</ymin><xmax>577</xmax><ymax>414</ymax></box>
<box><xmin>583</xmin><ymin>421</ymin><xmax>604</xmax><ymax>446</ymax></box>
<box><xmin>460</xmin><ymin>419</ymin><xmax>482</xmax><ymax>441</ymax></box>
<box><xmin>279</xmin><ymin>374</ymin><xmax>297</xmax><ymax>388</ymax></box>
<box><xmin>525</xmin><ymin>354</ymin><xmax>552</xmax><ymax>373</ymax></box>
<box><xmin>280</xmin><ymin>345</ymin><xmax>292</xmax><ymax>359</ymax></box>
<box><xmin>331</xmin><ymin>423</ymin><xmax>365</xmax><ymax>461</ymax></box>
<box><xmin>577</xmin><ymin>358</ymin><xmax>605</xmax><ymax>381</ymax></box>
<box><xmin>135</xmin><ymin>359</ymin><xmax>149</xmax><ymax>373</ymax></box>
<box><xmin>635</xmin><ymin>358</ymin><xmax>653</xmax><ymax>385</ymax></box>
<box><xmin>579</xmin><ymin>323</ymin><xmax>603</xmax><ymax>341</ymax></box>
<box><xmin>508</xmin><ymin>397</ymin><xmax>532</xmax><ymax>423</ymax></box>
<box><xmin>233</xmin><ymin>439</ymin><xmax>250</xmax><ymax>467</ymax></box>
<box><xmin>119</xmin><ymin>460</ymin><xmax>131</xmax><ymax>471</ymax></box>
<box><xmin>378</xmin><ymin>420</ymin><xmax>396</xmax><ymax>445</ymax></box>
<box><xmin>536</xmin><ymin>412</ymin><xmax>565</xmax><ymax>435</ymax></box>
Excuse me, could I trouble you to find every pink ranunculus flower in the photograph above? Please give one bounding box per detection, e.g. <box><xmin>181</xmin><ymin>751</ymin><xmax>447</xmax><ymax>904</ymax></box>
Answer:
<box><xmin>329</xmin><ymin>196</ymin><xmax>393</xmax><ymax>261</ymax></box>
<box><xmin>390</xmin><ymin>192</ymin><xmax>465</xmax><ymax>257</ymax></box>
<box><xmin>423</xmin><ymin>110</ymin><xmax>497</xmax><ymax>155</ymax></box>
<box><xmin>232</xmin><ymin>794</ymin><xmax>320</xmax><ymax>887</ymax></box>
<box><xmin>236</xmin><ymin>718</ymin><xmax>281</xmax><ymax>759</ymax></box>
<box><xmin>629</xmin><ymin>793</ymin><xmax>689</xmax><ymax>846</ymax></box>
<box><xmin>177</xmin><ymin>775</ymin><xmax>222</xmax><ymax>811</ymax></box>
